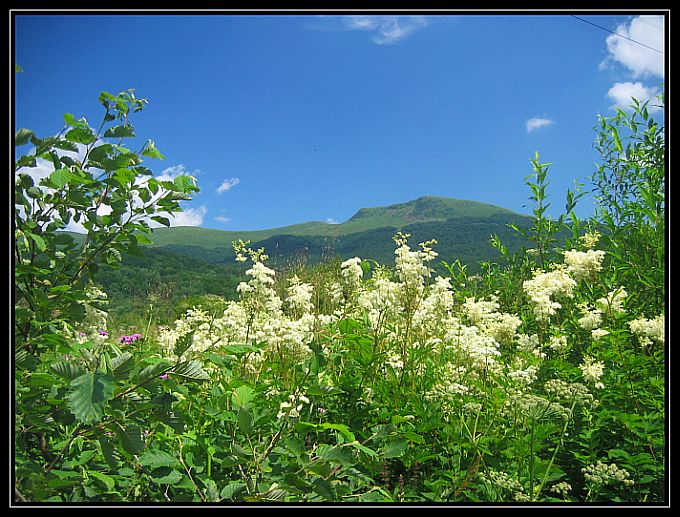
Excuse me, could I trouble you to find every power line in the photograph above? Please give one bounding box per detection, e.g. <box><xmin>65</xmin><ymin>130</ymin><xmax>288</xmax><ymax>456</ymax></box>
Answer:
<box><xmin>571</xmin><ymin>15</ymin><xmax>663</xmax><ymax>54</ymax></box>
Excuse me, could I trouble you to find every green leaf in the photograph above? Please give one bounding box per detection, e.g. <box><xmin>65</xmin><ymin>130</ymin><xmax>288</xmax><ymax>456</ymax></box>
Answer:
<box><xmin>139</xmin><ymin>449</ymin><xmax>180</xmax><ymax>469</ymax></box>
<box><xmin>51</xmin><ymin>361</ymin><xmax>86</xmax><ymax>381</ymax></box>
<box><xmin>110</xmin><ymin>352</ymin><xmax>134</xmax><ymax>378</ymax></box>
<box><xmin>237</xmin><ymin>407</ymin><xmax>253</xmax><ymax>435</ymax></box>
<box><xmin>104</xmin><ymin>124</ymin><xmax>136</xmax><ymax>138</ymax></box>
<box><xmin>173</xmin><ymin>331</ymin><xmax>194</xmax><ymax>358</ymax></box>
<box><xmin>231</xmin><ymin>385</ymin><xmax>255</xmax><ymax>408</ymax></box>
<box><xmin>88</xmin><ymin>470</ymin><xmax>116</xmax><ymax>491</ymax></box>
<box><xmin>142</xmin><ymin>139</ymin><xmax>165</xmax><ymax>160</ymax></box>
<box><xmin>48</xmin><ymin>168</ymin><xmax>74</xmax><ymax>189</ymax></box>
<box><xmin>15</xmin><ymin>128</ymin><xmax>35</xmax><ymax>146</ymax></box>
<box><xmin>150</xmin><ymin>468</ymin><xmax>183</xmax><ymax>485</ymax></box>
<box><xmin>319</xmin><ymin>423</ymin><xmax>355</xmax><ymax>442</ymax></box>
<box><xmin>135</xmin><ymin>360</ymin><xmax>173</xmax><ymax>383</ymax></box>
<box><xmin>65</xmin><ymin>127</ymin><xmax>96</xmax><ymax>145</ymax></box>
<box><xmin>27</xmin><ymin>232</ymin><xmax>47</xmax><ymax>252</ymax></box>
<box><xmin>66</xmin><ymin>372</ymin><xmax>115</xmax><ymax>424</ymax></box>
<box><xmin>151</xmin><ymin>215</ymin><xmax>171</xmax><ymax>227</ymax></box>
<box><xmin>220</xmin><ymin>481</ymin><xmax>246</xmax><ymax>500</ymax></box>
<box><xmin>173</xmin><ymin>174</ymin><xmax>197</xmax><ymax>192</ymax></box>
<box><xmin>115</xmin><ymin>423</ymin><xmax>146</xmax><ymax>455</ymax></box>
<box><xmin>172</xmin><ymin>359</ymin><xmax>209</xmax><ymax>381</ymax></box>
<box><xmin>383</xmin><ymin>438</ymin><xmax>409</xmax><ymax>459</ymax></box>
<box><xmin>113</xmin><ymin>167</ymin><xmax>137</xmax><ymax>186</ymax></box>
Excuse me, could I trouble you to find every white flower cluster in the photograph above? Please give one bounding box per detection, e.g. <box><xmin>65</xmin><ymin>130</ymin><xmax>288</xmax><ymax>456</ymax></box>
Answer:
<box><xmin>549</xmin><ymin>481</ymin><xmax>572</xmax><ymax>498</ymax></box>
<box><xmin>463</xmin><ymin>296</ymin><xmax>522</xmax><ymax>345</ymax></box>
<box><xmin>544</xmin><ymin>379</ymin><xmax>597</xmax><ymax>407</ymax></box>
<box><xmin>507</xmin><ymin>364</ymin><xmax>539</xmax><ymax>387</ymax></box>
<box><xmin>580</xmin><ymin>231</ymin><xmax>601</xmax><ymax>249</ymax></box>
<box><xmin>523</xmin><ymin>268</ymin><xmax>577</xmax><ymax>322</ymax></box>
<box><xmin>158</xmin><ymin>246</ymin><xmax>317</xmax><ymax>371</ymax></box>
<box><xmin>582</xmin><ymin>461</ymin><xmax>634</xmax><ymax>487</ymax></box>
<box><xmin>628</xmin><ymin>314</ymin><xmax>665</xmax><ymax>351</ymax></box>
<box><xmin>276</xmin><ymin>390</ymin><xmax>310</xmax><ymax>419</ymax></box>
<box><xmin>579</xmin><ymin>356</ymin><xmax>605</xmax><ymax>389</ymax></box>
<box><xmin>564</xmin><ymin>249</ymin><xmax>606</xmax><ymax>282</ymax></box>
<box><xmin>595</xmin><ymin>287</ymin><xmax>627</xmax><ymax>314</ymax></box>
<box><xmin>478</xmin><ymin>469</ymin><xmax>527</xmax><ymax>501</ymax></box>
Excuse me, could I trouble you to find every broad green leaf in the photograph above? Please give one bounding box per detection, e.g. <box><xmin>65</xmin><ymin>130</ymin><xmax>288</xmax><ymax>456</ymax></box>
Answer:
<box><xmin>173</xmin><ymin>174</ymin><xmax>196</xmax><ymax>192</ymax></box>
<box><xmin>66</xmin><ymin>372</ymin><xmax>115</xmax><ymax>424</ymax></box>
<box><xmin>231</xmin><ymin>385</ymin><xmax>255</xmax><ymax>408</ymax></box>
<box><xmin>139</xmin><ymin>449</ymin><xmax>180</xmax><ymax>469</ymax></box>
<box><xmin>15</xmin><ymin>128</ymin><xmax>35</xmax><ymax>146</ymax></box>
<box><xmin>173</xmin><ymin>331</ymin><xmax>194</xmax><ymax>358</ymax></box>
<box><xmin>142</xmin><ymin>139</ymin><xmax>165</xmax><ymax>159</ymax></box>
<box><xmin>48</xmin><ymin>168</ymin><xmax>73</xmax><ymax>189</ymax></box>
<box><xmin>135</xmin><ymin>360</ymin><xmax>173</xmax><ymax>383</ymax></box>
<box><xmin>172</xmin><ymin>359</ymin><xmax>209</xmax><ymax>381</ymax></box>
<box><xmin>237</xmin><ymin>407</ymin><xmax>253</xmax><ymax>435</ymax></box>
<box><xmin>150</xmin><ymin>215</ymin><xmax>171</xmax><ymax>227</ymax></box>
<box><xmin>382</xmin><ymin>438</ymin><xmax>409</xmax><ymax>459</ymax></box>
<box><xmin>27</xmin><ymin>232</ymin><xmax>47</xmax><ymax>252</ymax></box>
<box><xmin>150</xmin><ymin>467</ymin><xmax>183</xmax><ymax>485</ymax></box>
<box><xmin>104</xmin><ymin>124</ymin><xmax>136</xmax><ymax>138</ymax></box>
<box><xmin>110</xmin><ymin>352</ymin><xmax>134</xmax><ymax>378</ymax></box>
<box><xmin>319</xmin><ymin>423</ymin><xmax>355</xmax><ymax>442</ymax></box>
<box><xmin>88</xmin><ymin>470</ymin><xmax>116</xmax><ymax>491</ymax></box>
<box><xmin>65</xmin><ymin>127</ymin><xmax>96</xmax><ymax>145</ymax></box>
<box><xmin>220</xmin><ymin>481</ymin><xmax>246</xmax><ymax>500</ymax></box>
<box><xmin>113</xmin><ymin>167</ymin><xmax>137</xmax><ymax>186</ymax></box>
<box><xmin>51</xmin><ymin>360</ymin><xmax>86</xmax><ymax>381</ymax></box>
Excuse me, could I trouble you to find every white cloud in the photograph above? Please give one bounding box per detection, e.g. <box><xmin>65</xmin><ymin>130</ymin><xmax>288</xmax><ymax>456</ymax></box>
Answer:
<box><xmin>216</xmin><ymin>177</ymin><xmax>240</xmax><ymax>194</ymax></box>
<box><xmin>214</xmin><ymin>215</ymin><xmax>231</xmax><ymax>223</ymax></box>
<box><xmin>326</xmin><ymin>217</ymin><xmax>339</xmax><ymax>225</ymax></box>
<box><xmin>606</xmin><ymin>81</ymin><xmax>662</xmax><ymax>113</ymax></box>
<box><xmin>600</xmin><ymin>15</ymin><xmax>664</xmax><ymax>78</ymax></box>
<box><xmin>310</xmin><ymin>15</ymin><xmax>428</xmax><ymax>45</ymax></box>
<box><xmin>166</xmin><ymin>205</ymin><xmax>207</xmax><ymax>227</ymax></box>
<box><xmin>526</xmin><ymin>117</ymin><xmax>554</xmax><ymax>133</ymax></box>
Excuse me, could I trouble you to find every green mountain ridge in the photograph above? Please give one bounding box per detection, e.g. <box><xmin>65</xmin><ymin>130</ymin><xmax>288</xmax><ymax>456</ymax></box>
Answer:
<box><xmin>146</xmin><ymin>196</ymin><xmax>527</xmax><ymax>252</ymax></box>
<box><xmin>130</xmin><ymin>196</ymin><xmax>533</xmax><ymax>270</ymax></box>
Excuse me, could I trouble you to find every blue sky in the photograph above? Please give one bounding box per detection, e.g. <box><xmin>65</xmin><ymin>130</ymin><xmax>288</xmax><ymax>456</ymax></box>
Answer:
<box><xmin>14</xmin><ymin>12</ymin><xmax>666</xmax><ymax>231</ymax></box>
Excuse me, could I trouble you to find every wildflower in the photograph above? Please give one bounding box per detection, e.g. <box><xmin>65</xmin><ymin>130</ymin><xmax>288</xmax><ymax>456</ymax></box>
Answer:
<box><xmin>595</xmin><ymin>287</ymin><xmax>627</xmax><ymax>314</ymax></box>
<box><xmin>550</xmin><ymin>481</ymin><xmax>572</xmax><ymax>498</ymax></box>
<box><xmin>582</xmin><ymin>461</ymin><xmax>634</xmax><ymax>487</ymax></box>
<box><xmin>580</xmin><ymin>356</ymin><xmax>605</xmax><ymax>389</ymax></box>
<box><xmin>580</xmin><ymin>231</ymin><xmax>601</xmax><ymax>249</ymax></box>
<box><xmin>564</xmin><ymin>249</ymin><xmax>606</xmax><ymax>282</ymax></box>
<box><xmin>548</xmin><ymin>335</ymin><xmax>569</xmax><ymax>352</ymax></box>
<box><xmin>629</xmin><ymin>314</ymin><xmax>665</xmax><ymax>351</ymax></box>
<box><xmin>591</xmin><ymin>328</ymin><xmax>610</xmax><ymax>341</ymax></box>
<box><xmin>523</xmin><ymin>269</ymin><xmax>576</xmax><ymax>322</ymax></box>
<box><xmin>159</xmin><ymin>373</ymin><xmax>169</xmax><ymax>380</ymax></box>
<box><xmin>577</xmin><ymin>304</ymin><xmax>603</xmax><ymax>331</ymax></box>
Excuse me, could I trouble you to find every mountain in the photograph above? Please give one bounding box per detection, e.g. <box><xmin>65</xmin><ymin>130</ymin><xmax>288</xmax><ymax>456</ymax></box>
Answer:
<box><xmin>143</xmin><ymin>196</ymin><xmax>533</xmax><ymax>268</ymax></box>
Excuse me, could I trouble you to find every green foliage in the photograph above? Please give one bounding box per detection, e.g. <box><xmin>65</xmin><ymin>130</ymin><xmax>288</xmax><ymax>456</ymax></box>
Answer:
<box><xmin>14</xmin><ymin>89</ymin><xmax>665</xmax><ymax>504</ymax></box>
<box><xmin>14</xmin><ymin>88</ymin><xmax>199</xmax><ymax>355</ymax></box>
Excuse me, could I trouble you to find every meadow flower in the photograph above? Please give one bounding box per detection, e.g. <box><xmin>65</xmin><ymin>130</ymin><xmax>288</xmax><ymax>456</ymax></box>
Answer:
<box><xmin>582</xmin><ymin>461</ymin><xmax>634</xmax><ymax>487</ymax></box>
<box><xmin>628</xmin><ymin>314</ymin><xmax>665</xmax><ymax>350</ymax></box>
<box><xmin>580</xmin><ymin>356</ymin><xmax>605</xmax><ymax>389</ymax></box>
<box><xmin>523</xmin><ymin>269</ymin><xmax>576</xmax><ymax>322</ymax></box>
<box><xmin>580</xmin><ymin>230</ymin><xmax>601</xmax><ymax>249</ymax></box>
<box><xmin>591</xmin><ymin>328</ymin><xmax>610</xmax><ymax>341</ymax></box>
<box><xmin>550</xmin><ymin>481</ymin><xmax>573</xmax><ymax>498</ymax></box>
<box><xmin>577</xmin><ymin>304</ymin><xmax>603</xmax><ymax>330</ymax></box>
<box><xmin>564</xmin><ymin>249</ymin><xmax>606</xmax><ymax>282</ymax></box>
<box><xmin>595</xmin><ymin>287</ymin><xmax>628</xmax><ymax>314</ymax></box>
